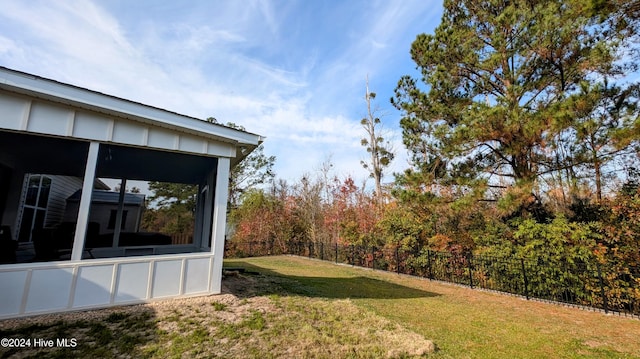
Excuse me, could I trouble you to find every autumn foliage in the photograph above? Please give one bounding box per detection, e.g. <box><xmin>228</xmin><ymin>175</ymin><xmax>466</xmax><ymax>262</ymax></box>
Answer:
<box><xmin>228</xmin><ymin>0</ymin><xmax>640</xmax><ymax>311</ymax></box>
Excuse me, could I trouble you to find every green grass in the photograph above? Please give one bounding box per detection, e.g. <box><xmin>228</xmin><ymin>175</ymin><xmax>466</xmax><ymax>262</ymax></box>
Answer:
<box><xmin>225</xmin><ymin>256</ymin><xmax>640</xmax><ymax>359</ymax></box>
<box><xmin>1</xmin><ymin>255</ymin><xmax>639</xmax><ymax>358</ymax></box>
<box><xmin>211</xmin><ymin>301</ymin><xmax>228</xmax><ymax>311</ymax></box>
<box><xmin>0</xmin><ymin>310</ymin><xmax>155</xmax><ymax>359</ymax></box>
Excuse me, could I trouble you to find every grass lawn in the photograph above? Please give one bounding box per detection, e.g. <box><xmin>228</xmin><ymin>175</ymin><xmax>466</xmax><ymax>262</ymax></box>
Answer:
<box><xmin>225</xmin><ymin>256</ymin><xmax>640</xmax><ymax>359</ymax></box>
<box><xmin>1</xmin><ymin>255</ymin><xmax>639</xmax><ymax>358</ymax></box>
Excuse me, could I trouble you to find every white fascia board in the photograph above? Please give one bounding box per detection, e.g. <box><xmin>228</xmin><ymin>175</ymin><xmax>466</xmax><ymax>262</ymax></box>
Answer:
<box><xmin>0</xmin><ymin>67</ymin><xmax>263</xmax><ymax>148</ymax></box>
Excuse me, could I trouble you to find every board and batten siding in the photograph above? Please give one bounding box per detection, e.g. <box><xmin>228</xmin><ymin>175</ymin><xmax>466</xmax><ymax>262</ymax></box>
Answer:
<box><xmin>0</xmin><ymin>253</ymin><xmax>216</xmax><ymax>319</ymax></box>
<box><xmin>0</xmin><ymin>91</ymin><xmax>237</xmax><ymax>159</ymax></box>
<box><xmin>0</xmin><ymin>67</ymin><xmax>255</xmax><ymax>319</ymax></box>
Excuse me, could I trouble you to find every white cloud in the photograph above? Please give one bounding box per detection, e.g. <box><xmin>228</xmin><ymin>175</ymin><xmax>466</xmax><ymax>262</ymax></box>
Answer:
<box><xmin>254</xmin><ymin>0</ymin><xmax>279</xmax><ymax>36</ymax></box>
<box><xmin>0</xmin><ymin>36</ymin><xmax>16</xmax><ymax>54</ymax></box>
<box><xmin>371</xmin><ymin>40</ymin><xmax>387</xmax><ymax>49</ymax></box>
<box><xmin>0</xmin><ymin>0</ymin><xmax>441</xmax><ymax>187</ymax></box>
<box><xmin>0</xmin><ymin>35</ymin><xmax>26</xmax><ymax>65</ymax></box>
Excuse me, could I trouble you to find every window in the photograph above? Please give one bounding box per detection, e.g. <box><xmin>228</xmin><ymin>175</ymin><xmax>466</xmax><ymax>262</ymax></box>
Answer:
<box><xmin>18</xmin><ymin>175</ymin><xmax>51</xmax><ymax>242</ymax></box>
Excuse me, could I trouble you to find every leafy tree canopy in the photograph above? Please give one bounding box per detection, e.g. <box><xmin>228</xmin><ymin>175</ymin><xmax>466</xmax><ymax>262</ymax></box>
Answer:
<box><xmin>392</xmin><ymin>0</ymin><xmax>639</xmax><ymax>216</ymax></box>
<box><xmin>221</xmin><ymin>122</ymin><xmax>276</xmax><ymax>207</ymax></box>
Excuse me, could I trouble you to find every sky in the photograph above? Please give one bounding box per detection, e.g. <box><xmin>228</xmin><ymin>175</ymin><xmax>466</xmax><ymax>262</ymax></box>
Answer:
<box><xmin>0</xmin><ymin>0</ymin><xmax>443</xmax><ymax>188</ymax></box>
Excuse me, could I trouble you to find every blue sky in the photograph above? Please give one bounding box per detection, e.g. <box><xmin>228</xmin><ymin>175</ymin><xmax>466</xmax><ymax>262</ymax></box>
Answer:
<box><xmin>0</xmin><ymin>0</ymin><xmax>443</xmax><ymax>186</ymax></box>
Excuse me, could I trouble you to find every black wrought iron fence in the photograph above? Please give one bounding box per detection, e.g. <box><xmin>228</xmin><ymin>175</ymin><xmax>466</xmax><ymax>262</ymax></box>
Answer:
<box><xmin>224</xmin><ymin>240</ymin><xmax>640</xmax><ymax>317</ymax></box>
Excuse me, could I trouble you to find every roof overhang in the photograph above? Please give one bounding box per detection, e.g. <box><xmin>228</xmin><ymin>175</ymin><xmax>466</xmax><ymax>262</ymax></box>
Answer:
<box><xmin>0</xmin><ymin>67</ymin><xmax>263</xmax><ymax>166</ymax></box>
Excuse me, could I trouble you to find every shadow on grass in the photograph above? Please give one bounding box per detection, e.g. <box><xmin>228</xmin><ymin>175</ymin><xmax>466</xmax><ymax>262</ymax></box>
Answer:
<box><xmin>0</xmin><ymin>266</ymin><xmax>166</xmax><ymax>359</ymax></box>
<box><xmin>223</xmin><ymin>259</ymin><xmax>440</xmax><ymax>300</ymax></box>
<box><xmin>0</xmin><ymin>307</ymin><xmax>159</xmax><ymax>359</ymax></box>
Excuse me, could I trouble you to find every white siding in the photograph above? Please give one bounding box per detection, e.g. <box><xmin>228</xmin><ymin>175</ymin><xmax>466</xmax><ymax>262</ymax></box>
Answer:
<box><xmin>183</xmin><ymin>257</ymin><xmax>211</xmax><ymax>294</ymax></box>
<box><xmin>64</xmin><ymin>201</ymin><xmax>142</xmax><ymax>235</ymax></box>
<box><xmin>115</xmin><ymin>262</ymin><xmax>150</xmax><ymax>303</ymax></box>
<box><xmin>0</xmin><ymin>271</ymin><xmax>28</xmax><ymax>316</ymax></box>
<box><xmin>25</xmin><ymin>267</ymin><xmax>75</xmax><ymax>313</ymax></box>
<box><xmin>26</xmin><ymin>102</ymin><xmax>73</xmax><ymax>137</ymax></box>
<box><xmin>0</xmin><ymin>253</ymin><xmax>218</xmax><ymax>319</ymax></box>
<box><xmin>73</xmin><ymin>112</ymin><xmax>112</xmax><ymax>141</ymax></box>
<box><xmin>45</xmin><ymin>176</ymin><xmax>83</xmax><ymax>227</ymax></box>
<box><xmin>0</xmin><ymin>91</ymin><xmax>237</xmax><ymax>158</ymax></box>
<box><xmin>73</xmin><ymin>265</ymin><xmax>113</xmax><ymax>307</ymax></box>
<box><xmin>0</xmin><ymin>95</ymin><xmax>29</xmax><ymax>131</ymax></box>
<box><xmin>0</xmin><ymin>67</ymin><xmax>261</xmax><ymax>320</ymax></box>
<box><xmin>151</xmin><ymin>260</ymin><xmax>182</xmax><ymax>298</ymax></box>
<box><xmin>87</xmin><ymin>204</ymin><xmax>141</xmax><ymax>235</ymax></box>
<box><xmin>112</xmin><ymin>119</ymin><xmax>146</xmax><ymax>146</ymax></box>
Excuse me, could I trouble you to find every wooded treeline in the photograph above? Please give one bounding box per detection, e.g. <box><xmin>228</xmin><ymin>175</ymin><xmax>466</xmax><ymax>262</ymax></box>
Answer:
<box><xmin>229</xmin><ymin>0</ymin><xmax>640</xmax><ymax>280</ymax></box>
<box><xmin>138</xmin><ymin>0</ymin><xmax>640</xmax><ymax>288</ymax></box>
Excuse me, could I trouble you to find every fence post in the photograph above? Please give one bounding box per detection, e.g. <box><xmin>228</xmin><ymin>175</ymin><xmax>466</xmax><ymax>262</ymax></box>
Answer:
<box><xmin>335</xmin><ymin>243</ymin><xmax>338</xmax><ymax>263</ymax></box>
<box><xmin>320</xmin><ymin>242</ymin><xmax>324</xmax><ymax>261</ymax></box>
<box><xmin>467</xmin><ymin>252</ymin><xmax>474</xmax><ymax>289</ymax></box>
<box><xmin>395</xmin><ymin>246</ymin><xmax>400</xmax><ymax>274</ymax></box>
<box><xmin>520</xmin><ymin>258</ymin><xmax>530</xmax><ymax>300</ymax></box>
<box><xmin>248</xmin><ymin>241</ymin><xmax>253</xmax><ymax>257</ymax></box>
<box><xmin>351</xmin><ymin>245</ymin><xmax>355</xmax><ymax>265</ymax></box>
<box><xmin>427</xmin><ymin>249</ymin><xmax>433</xmax><ymax>279</ymax></box>
<box><xmin>597</xmin><ymin>263</ymin><xmax>609</xmax><ymax>314</ymax></box>
<box><xmin>371</xmin><ymin>246</ymin><xmax>376</xmax><ymax>270</ymax></box>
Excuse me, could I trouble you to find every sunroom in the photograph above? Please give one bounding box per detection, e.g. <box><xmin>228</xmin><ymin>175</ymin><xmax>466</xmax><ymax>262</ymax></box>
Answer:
<box><xmin>0</xmin><ymin>67</ymin><xmax>262</xmax><ymax>318</ymax></box>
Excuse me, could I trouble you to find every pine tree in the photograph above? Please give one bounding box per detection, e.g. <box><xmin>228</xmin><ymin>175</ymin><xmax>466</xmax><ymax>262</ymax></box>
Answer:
<box><xmin>392</xmin><ymin>0</ymin><xmax>637</xmax><ymax>216</ymax></box>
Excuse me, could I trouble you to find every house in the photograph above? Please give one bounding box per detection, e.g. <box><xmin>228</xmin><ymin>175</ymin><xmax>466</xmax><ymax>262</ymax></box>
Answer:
<box><xmin>14</xmin><ymin>174</ymin><xmax>109</xmax><ymax>243</ymax></box>
<box><xmin>11</xmin><ymin>174</ymin><xmax>111</xmax><ymax>262</ymax></box>
<box><xmin>64</xmin><ymin>189</ymin><xmax>146</xmax><ymax>237</ymax></box>
<box><xmin>0</xmin><ymin>67</ymin><xmax>262</xmax><ymax>319</ymax></box>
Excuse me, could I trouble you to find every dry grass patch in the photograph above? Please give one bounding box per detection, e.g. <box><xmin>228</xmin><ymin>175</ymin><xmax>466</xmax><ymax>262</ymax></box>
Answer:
<box><xmin>7</xmin><ymin>254</ymin><xmax>636</xmax><ymax>358</ymax></box>
<box><xmin>0</xmin><ymin>270</ymin><xmax>434</xmax><ymax>359</ymax></box>
<box><xmin>257</xmin><ymin>295</ymin><xmax>434</xmax><ymax>358</ymax></box>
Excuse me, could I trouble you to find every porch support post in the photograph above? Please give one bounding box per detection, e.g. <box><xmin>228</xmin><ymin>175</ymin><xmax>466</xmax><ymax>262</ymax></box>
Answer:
<box><xmin>71</xmin><ymin>141</ymin><xmax>99</xmax><ymax>261</ymax></box>
<box><xmin>112</xmin><ymin>178</ymin><xmax>126</xmax><ymax>247</ymax></box>
<box><xmin>210</xmin><ymin>157</ymin><xmax>229</xmax><ymax>293</ymax></box>
<box><xmin>200</xmin><ymin>169</ymin><xmax>216</xmax><ymax>250</ymax></box>
<box><xmin>193</xmin><ymin>183</ymin><xmax>204</xmax><ymax>248</ymax></box>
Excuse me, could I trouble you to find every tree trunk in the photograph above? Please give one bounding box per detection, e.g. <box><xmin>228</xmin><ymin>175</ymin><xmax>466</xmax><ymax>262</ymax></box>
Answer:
<box><xmin>594</xmin><ymin>156</ymin><xmax>602</xmax><ymax>203</ymax></box>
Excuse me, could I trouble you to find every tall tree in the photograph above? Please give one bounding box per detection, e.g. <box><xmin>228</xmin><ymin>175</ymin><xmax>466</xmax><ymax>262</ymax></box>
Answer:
<box><xmin>229</xmin><ymin>144</ymin><xmax>276</xmax><ymax>207</ymax></box>
<box><xmin>143</xmin><ymin>182</ymin><xmax>198</xmax><ymax>236</ymax></box>
<box><xmin>568</xmin><ymin>81</ymin><xmax>640</xmax><ymax>202</ymax></box>
<box><xmin>360</xmin><ymin>76</ymin><xmax>394</xmax><ymax>201</ymax></box>
<box><xmin>206</xmin><ymin>118</ymin><xmax>276</xmax><ymax>207</ymax></box>
<box><xmin>392</xmin><ymin>0</ymin><xmax>634</xmax><ymax>216</ymax></box>
<box><xmin>147</xmin><ymin>182</ymin><xmax>198</xmax><ymax>212</ymax></box>
<box><xmin>295</xmin><ymin>174</ymin><xmax>324</xmax><ymax>244</ymax></box>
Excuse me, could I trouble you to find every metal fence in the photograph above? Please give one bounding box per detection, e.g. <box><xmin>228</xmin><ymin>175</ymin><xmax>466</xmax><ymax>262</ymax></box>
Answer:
<box><xmin>225</xmin><ymin>240</ymin><xmax>640</xmax><ymax>317</ymax></box>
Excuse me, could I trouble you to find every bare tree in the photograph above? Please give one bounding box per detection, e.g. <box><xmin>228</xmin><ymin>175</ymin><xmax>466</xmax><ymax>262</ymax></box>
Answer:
<box><xmin>360</xmin><ymin>75</ymin><xmax>394</xmax><ymax>201</ymax></box>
